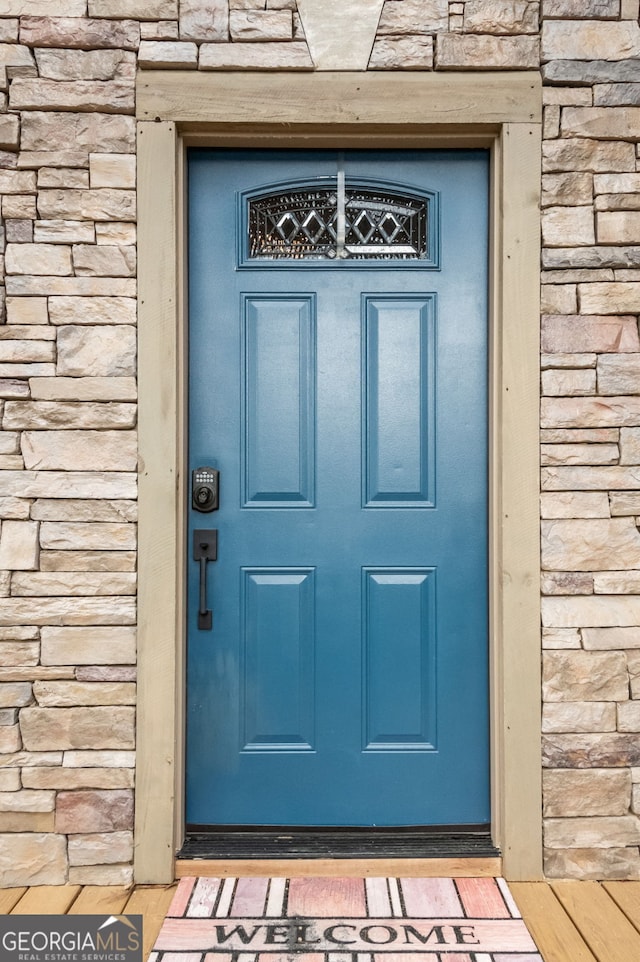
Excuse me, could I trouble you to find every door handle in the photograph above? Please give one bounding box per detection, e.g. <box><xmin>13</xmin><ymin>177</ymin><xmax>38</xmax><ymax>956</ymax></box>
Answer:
<box><xmin>194</xmin><ymin>529</ymin><xmax>218</xmax><ymax>630</ymax></box>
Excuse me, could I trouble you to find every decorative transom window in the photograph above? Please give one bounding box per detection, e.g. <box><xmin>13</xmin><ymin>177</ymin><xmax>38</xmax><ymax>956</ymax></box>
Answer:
<box><xmin>248</xmin><ymin>178</ymin><xmax>428</xmax><ymax>260</ymax></box>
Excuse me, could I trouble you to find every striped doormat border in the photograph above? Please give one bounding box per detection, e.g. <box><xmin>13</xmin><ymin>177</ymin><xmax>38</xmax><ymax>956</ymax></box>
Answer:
<box><xmin>150</xmin><ymin>877</ymin><xmax>542</xmax><ymax>962</ymax></box>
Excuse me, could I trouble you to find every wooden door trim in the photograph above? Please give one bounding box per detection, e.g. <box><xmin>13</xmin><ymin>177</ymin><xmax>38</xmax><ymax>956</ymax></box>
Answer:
<box><xmin>135</xmin><ymin>71</ymin><xmax>542</xmax><ymax>883</ymax></box>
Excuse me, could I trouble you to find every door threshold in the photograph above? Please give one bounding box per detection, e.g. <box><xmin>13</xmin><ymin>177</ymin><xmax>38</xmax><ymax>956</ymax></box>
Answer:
<box><xmin>175</xmin><ymin>854</ymin><xmax>503</xmax><ymax>879</ymax></box>
<box><xmin>178</xmin><ymin>827</ymin><xmax>499</xmax><ymax>862</ymax></box>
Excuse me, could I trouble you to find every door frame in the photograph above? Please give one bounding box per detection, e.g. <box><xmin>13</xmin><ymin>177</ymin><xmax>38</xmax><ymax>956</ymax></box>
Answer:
<box><xmin>134</xmin><ymin>71</ymin><xmax>542</xmax><ymax>882</ymax></box>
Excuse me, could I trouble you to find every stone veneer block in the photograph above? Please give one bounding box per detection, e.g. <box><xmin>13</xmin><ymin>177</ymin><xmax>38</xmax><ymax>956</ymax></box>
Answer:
<box><xmin>31</xmin><ymin>499</ymin><xmax>137</xmax><ymax>522</ymax></box>
<box><xmin>0</xmin><ymin>169</ymin><xmax>35</xmax><ymax>193</ymax></box>
<box><xmin>598</xmin><ymin>355</ymin><xmax>640</xmax><ymax>395</ymax></box>
<box><xmin>542</xmin><ymin>172</ymin><xmax>593</xmax><ymax>206</ymax></box>
<box><xmin>96</xmin><ymin>223</ymin><xmax>136</xmax><ymax>245</ymax></box>
<box><xmin>90</xmin><ymin>154</ymin><xmax>136</xmax><ymax>189</ymax></box>
<box><xmin>6</xmin><ymin>297</ymin><xmax>48</xmax><ymax>326</ymax></box>
<box><xmin>542</xmin><ymin>518</ymin><xmax>640</xmax><ymax>571</ymax></box>
<box><xmin>55</xmin><ymin>788</ymin><xmax>133</xmax><ymax>833</ymax></box>
<box><xmin>39</xmin><ymin>521</ymin><xmax>136</xmax><ymax>551</ymax></box>
<box><xmin>72</xmin><ymin>245</ymin><xmax>136</xmax><ymax>277</ymax></box>
<box><xmin>594</xmin><ymin>571</ymin><xmax>640</xmax><ymax>593</ymax></box>
<box><xmin>543</xmin><ymin>139</ymin><xmax>636</xmax><ymax>173</ymax></box>
<box><xmin>0</xmin><ymin>726</ymin><xmax>21</xmax><ymax>753</ymax></box>
<box><xmin>21</xmin><ymin>431</ymin><xmax>137</xmax><ymax>472</ymax></box>
<box><xmin>0</xmin><ymin>43</ymin><xmax>36</xmax><ymax>71</ymax></box>
<box><xmin>138</xmin><ymin>41</ymin><xmax>198</xmax><ymax>69</ymax></box>
<box><xmin>48</xmin><ymin>296</ymin><xmax>136</xmax><ymax>326</ymax></box>
<box><xmin>199</xmin><ymin>41</ymin><xmax>313</xmax><ymax>70</ymax></box>
<box><xmin>544</xmin><ymin>846</ymin><xmax>640</xmax><ymax>881</ymax></box>
<box><xmin>57</xmin><ymin>326</ymin><xmax>136</xmax><ymax>377</ymax></box>
<box><xmin>23</xmin><ymin>113</ymin><xmax>135</xmax><ymax>156</ymax></box>
<box><xmin>20</xmin><ymin>17</ymin><xmax>140</xmax><ymax>51</ymax></box>
<box><xmin>9</xmin><ymin>80</ymin><xmax>134</xmax><ymax>114</ymax></box>
<box><xmin>12</xmin><ymin>572</ymin><xmax>137</xmax><ymax>597</ymax></box>
<box><xmin>541</xmin><ymin>442</ymin><xmax>618</xmax><ymax>466</ymax></box>
<box><xmin>543</xmin><ymin>733</ymin><xmax>640</xmax><ymax>769</ymax></box>
<box><xmin>437</xmin><ymin>34</ymin><xmax>540</xmax><ymax>69</ymax></box>
<box><xmin>40</xmin><ymin>626</ymin><xmax>136</xmax><ymax>667</ymax></box>
<box><xmin>0</xmin><ymin>833</ymin><xmax>67</xmax><ymax>886</ymax></box>
<box><xmin>88</xmin><ymin>0</ymin><xmax>177</xmax><ymax>17</ymax></box>
<box><xmin>35</xmin><ymin>49</ymin><xmax>136</xmax><ymax>81</ymax></box>
<box><xmin>4</xmin><ymin>401</ymin><xmax>136</xmax><ymax>429</ymax></box>
<box><xmin>547</xmin><ymin>253</ymin><xmax>640</xmax><ymax>274</ymax></box>
<box><xmin>618</xmin><ymin>701</ymin><xmax>640</xmax><ymax>732</ymax></box>
<box><xmin>34</xmin><ymin>221</ymin><xmax>95</xmax><ymax>244</ymax></box>
<box><xmin>6</xmin><ymin>278</ymin><xmax>136</xmax><ymax>298</ymax></box>
<box><xmin>0</xmin><ymin>115</ymin><xmax>19</xmax><ymax>151</ymax></box>
<box><xmin>5</xmin><ymin>244</ymin><xmax>72</xmax><ymax>276</ymax></box>
<box><xmin>0</xmin><ymin>520</ymin><xmax>39</xmax><ymax>571</ymax></box>
<box><xmin>33</xmin><ymin>681</ymin><xmax>135</xmax><ymax>707</ymax></box>
<box><xmin>0</xmin><ymin>341</ymin><xmax>55</xmax><ymax>363</ymax></box>
<box><xmin>0</xmin><ymin>597</ymin><xmax>136</xmax><ymax>627</ymax></box>
<box><xmin>542</xmin><ymin>594</ymin><xmax>640</xmax><ymax>627</ymax></box>
<box><xmin>0</xmin><ymin>642</ymin><xmax>40</xmax><ymax>667</ymax></box>
<box><xmin>580</xmin><ymin>282</ymin><xmax>640</xmax><ymax>313</ymax></box>
<box><xmin>69</xmin><ymin>865</ymin><xmax>133</xmax><ymax>886</ymax></box>
<box><xmin>378</xmin><ymin>0</ymin><xmax>448</xmax><ymax>34</ymax></box>
<box><xmin>598</xmin><ymin>210</ymin><xmax>640</xmax><ymax>244</ymax></box>
<box><xmin>541</xmin><ymin>0</ymin><xmax>620</xmax><ymax>16</ymax></box>
<box><xmin>542</xmin><ymin>206</ymin><xmax>595</xmax><ymax>246</ymax></box>
<box><xmin>596</xmin><ymin>83</ymin><xmax>640</xmax><ymax>107</ymax></box>
<box><xmin>543</xmin><ymin>769</ymin><xmax>631</xmax><ymax>817</ymax></box>
<box><xmin>38</xmin><ymin>188</ymin><xmax>136</xmax><ymax>222</ymax></box>
<box><xmin>542</xmin><ymin>396</ymin><xmax>640</xmax><ymax>428</ymax></box>
<box><xmin>544</xmin><ymin>21</ymin><xmax>640</xmax><ymax>62</ymax></box>
<box><xmin>64</xmin><ymin>750</ymin><xmax>135</xmax><ymax>768</ymax></box>
<box><xmin>542</xmin><ymin>369</ymin><xmax>596</xmax><ymax>396</ymax></box>
<box><xmin>180</xmin><ymin>0</ymin><xmax>229</xmax><ymax>41</ymax></box>
<box><xmin>464</xmin><ymin>0</ymin><xmax>540</xmax><ymax>35</ymax></box>
<box><xmin>6</xmin><ymin>0</ymin><xmax>86</xmax><ymax>11</ymax></box>
<box><xmin>545</xmin><ymin>815</ymin><xmax>640</xmax><ymax>848</ymax></box>
<box><xmin>540</xmin><ymin>284</ymin><xmax>578</xmax><ymax>314</ymax></box>
<box><xmin>230</xmin><ymin>11</ymin><xmax>292</xmax><ymax>41</ymax></box>
<box><xmin>0</xmin><ymin>471</ymin><xmax>136</xmax><ymax>500</ymax></box>
<box><xmin>543</xmin><ymin>650</ymin><xmax>629</xmax><ymax>701</ymax></box>
<box><xmin>620</xmin><ymin>426</ymin><xmax>640</xmax><ymax>463</ymax></box>
<box><xmin>369</xmin><ymin>36</ymin><xmax>434</xmax><ymax>70</ymax></box>
<box><xmin>541</xmin><ymin>315</ymin><xmax>640</xmax><ymax>353</ymax></box>
<box><xmin>0</xmin><ymin>790</ymin><xmax>54</xmax><ymax>812</ymax></box>
<box><xmin>21</xmin><ymin>707</ymin><xmax>135</xmax><ymax>751</ymax></box>
<box><xmin>610</xmin><ymin>493</ymin><xmax>640</xmax><ymax>515</ymax></box>
<box><xmin>40</xmin><ymin>551</ymin><xmax>136</xmax><ymax>572</ymax></box>
<box><xmin>68</xmin><ymin>830</ymin><xmax>133</xmax><ymax>866</ymax></box>
<box><xmin>0</xmin><ymin>770</ymin><xmax>21</xmax><ymax>791</ymax></box>
<box><xmin>540</xmin><ymin>492</ymin><xmax>610</xmax><ymax>518</ymax></box>
<box><xmin>542</xmin><ymin>702</ymin><xmax>616</xmax><ymax>734</ymax></box>
<box><xmin>0</xmin><ymin>682</ymin><xmax>32</xmax><ymax>707</ymax></box>
<box><xmin>563</xmin><ymin>106</ymin><xmax>640</xmax><ymax>140</ymax></box>
<box><xmin>595</xmin><ymin>172</ymin><xmax>640</xmax><ymax>193</ymax></box>
<box><xmin>22</xmin><ymin>768</ymin><xmax>134</xmax><ymax>790</ymax></box>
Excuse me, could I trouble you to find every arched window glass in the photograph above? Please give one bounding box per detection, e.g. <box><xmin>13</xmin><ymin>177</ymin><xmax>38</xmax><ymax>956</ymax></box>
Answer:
<box><xmin>249</xmin><ymin>181</ymin><xmax>428</xmax><ymax>260</ymax></box>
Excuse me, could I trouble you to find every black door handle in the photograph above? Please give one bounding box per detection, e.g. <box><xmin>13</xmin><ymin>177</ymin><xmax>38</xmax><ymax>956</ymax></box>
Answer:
<box><xmin>194</xmin><ymin>529</ymin><xmax>218</xmax><ymax>630</ymax></box>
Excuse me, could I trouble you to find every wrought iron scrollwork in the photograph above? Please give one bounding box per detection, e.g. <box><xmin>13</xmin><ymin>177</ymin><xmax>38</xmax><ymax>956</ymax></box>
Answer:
<box><xmin>249</xmin><ymin>183</ymin><xmax>428</xmax><ymax>260</ymax></box>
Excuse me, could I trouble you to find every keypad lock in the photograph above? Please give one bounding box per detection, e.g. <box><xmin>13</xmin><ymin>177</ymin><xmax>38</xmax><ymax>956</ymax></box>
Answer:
<box><xmin>192</xmin><ymin>466</ymin><xmax>219</xmax><ymax>513</ymax></box>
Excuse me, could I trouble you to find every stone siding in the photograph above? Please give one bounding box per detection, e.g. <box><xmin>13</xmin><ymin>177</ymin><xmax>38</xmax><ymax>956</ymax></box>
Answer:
<box><xmin>0</xmin><ymin>0</ymin><xmax>639</xmax><ymax>883</ymax></box>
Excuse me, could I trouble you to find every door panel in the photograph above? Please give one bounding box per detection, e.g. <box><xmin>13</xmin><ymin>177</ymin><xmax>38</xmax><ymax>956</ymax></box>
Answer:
<box><xmin>187</xmin><ymin>149</ymin><xmax>489</xmax><ymax>827</ymax></box>
<box><xmin>364</xmin><ymin>296</ymin><xmax>435</xmax><ymax>505</ymax></box>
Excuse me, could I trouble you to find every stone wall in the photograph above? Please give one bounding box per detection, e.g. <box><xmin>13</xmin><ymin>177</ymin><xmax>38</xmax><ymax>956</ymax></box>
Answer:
<box><xmin>0</xmin><ymin>0</ymin><xmax>640</xmax><ymax>884</ymax></box>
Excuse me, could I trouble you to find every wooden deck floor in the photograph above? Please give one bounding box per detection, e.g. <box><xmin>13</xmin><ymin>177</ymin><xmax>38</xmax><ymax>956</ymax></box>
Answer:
<box><xmin>0</xmin><ymin>880</ymin><xmax>639</xmax><ymax>962</ymax></box>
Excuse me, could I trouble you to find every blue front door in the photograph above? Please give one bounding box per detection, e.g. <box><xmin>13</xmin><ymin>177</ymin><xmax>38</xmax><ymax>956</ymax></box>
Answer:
<box><xmin>187</xmin><ymin>149</ymin><xmax>489</xmax><ymax>827</ymax></box>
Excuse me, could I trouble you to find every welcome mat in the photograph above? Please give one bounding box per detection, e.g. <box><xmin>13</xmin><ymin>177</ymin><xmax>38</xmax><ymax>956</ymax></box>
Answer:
<box><xmin>149</xmin><ymin>877</ymin><xmax>542</xmax><ymax>962</ymax></box>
